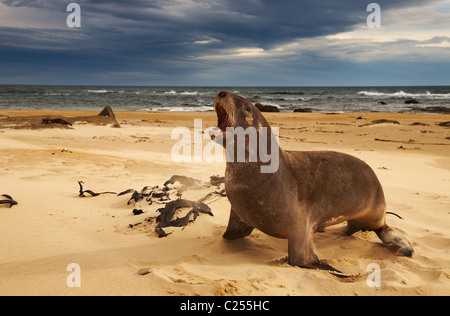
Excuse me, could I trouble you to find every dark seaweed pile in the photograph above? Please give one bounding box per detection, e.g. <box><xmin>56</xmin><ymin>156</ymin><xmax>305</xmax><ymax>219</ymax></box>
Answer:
<box><xmin>78</xmin><ymin>175</ymin><xmax>226</xmax><ymax>238</ymax></box>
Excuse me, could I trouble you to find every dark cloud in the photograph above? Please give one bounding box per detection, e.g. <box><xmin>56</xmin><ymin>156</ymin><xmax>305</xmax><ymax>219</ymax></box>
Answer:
<box><xmin>2</xmin><ymin>0</ymin><xmax>430</xmax><ymax>50</ymax></box>
<box><xmin>0</xmin><ymin>0</ymin><xmax>447</xmax><ymax>85</ymax></box>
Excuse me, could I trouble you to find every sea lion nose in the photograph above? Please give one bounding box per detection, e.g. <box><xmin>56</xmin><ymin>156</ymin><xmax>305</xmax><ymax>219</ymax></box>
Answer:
<box><xmin>218</xmin><ymin>91</ymin><xmax>227</xmax><ymax>99</ymax></box>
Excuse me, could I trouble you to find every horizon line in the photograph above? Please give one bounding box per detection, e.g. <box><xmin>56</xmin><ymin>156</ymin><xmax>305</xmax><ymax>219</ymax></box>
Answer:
<box><xmin>1</xmin><ymin>84</ymin><xmax>449</xmax><ymax>88</ymax></box>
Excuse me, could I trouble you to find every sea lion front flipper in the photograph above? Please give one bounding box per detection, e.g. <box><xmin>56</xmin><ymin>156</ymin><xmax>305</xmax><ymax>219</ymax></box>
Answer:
<box><xmin>303</xmin><ymin>262</ymin><xmax>350</xmax><ymax>279</ymax></box>
<box><xmin>223</xmin><ymin>208</ymin><xmax>254</xmax><ymax>240</ymax></box>
<box><xmin>288</xmin><ymin>228</ymin><xmax>348</xmax><ymax>277</ymax></box>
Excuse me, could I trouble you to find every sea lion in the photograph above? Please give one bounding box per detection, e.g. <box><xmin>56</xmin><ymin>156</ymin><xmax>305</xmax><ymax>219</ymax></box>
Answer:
<box><xmin>211</xmin><ymin>91</ymin><xmax>414</xmax><ymax>274</ymax></box>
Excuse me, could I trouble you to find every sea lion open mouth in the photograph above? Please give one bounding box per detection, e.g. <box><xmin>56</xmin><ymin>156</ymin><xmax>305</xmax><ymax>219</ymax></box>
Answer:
<box><xmin>215</xmin><ymin>103</ymin><xmax>230</xmax><ymax>132</ymax></box>
<box><xmin>211</xmin><ymin>93</ymin><xmax>232</xmax><ymax>142</ymax></box>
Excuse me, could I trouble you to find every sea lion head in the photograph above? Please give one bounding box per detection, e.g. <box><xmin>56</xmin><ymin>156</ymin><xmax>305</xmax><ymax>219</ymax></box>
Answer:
<box><xmin>210</xmin><ymin>91</ymin><xmax>271</xmax><ymax>143</ymax></box>
<box><xmin>211</xmin><ymin>91</ymin><xmax>280</xmax><ymax>173</ymax></box>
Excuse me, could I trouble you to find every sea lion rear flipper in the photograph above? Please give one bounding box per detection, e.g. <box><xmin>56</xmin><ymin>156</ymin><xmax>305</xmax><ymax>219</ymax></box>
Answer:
<box><xmin>375</xmin><ymin>225</ymin><xmax>414</xmax><ymax>257</ymax></box>
<box><xmin>223</xmin><ymin>208</ymin><xmax>254</xmax><ymax>240</ymax></box>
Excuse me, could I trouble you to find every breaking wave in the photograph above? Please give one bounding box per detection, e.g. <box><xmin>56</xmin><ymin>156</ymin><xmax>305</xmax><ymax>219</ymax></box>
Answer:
<box><xmin>358</xmin><ymin>90</ymin><xmax>450</xmax><ymax>99</ymax></box>
<box><xmin>87</xmin><ymin>89</ymin><xmax>112</xmax><ymax>94</ymax></box>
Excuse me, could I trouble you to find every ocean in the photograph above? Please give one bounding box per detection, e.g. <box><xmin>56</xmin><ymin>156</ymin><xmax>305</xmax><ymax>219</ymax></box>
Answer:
<box><xmin>0</xmin><ymin>85</ymin><xmax>449</xmax><ymax>113</ymax></box>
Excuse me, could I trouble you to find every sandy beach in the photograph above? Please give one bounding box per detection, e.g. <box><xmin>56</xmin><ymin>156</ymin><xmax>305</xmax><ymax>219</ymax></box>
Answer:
<box><xmin>0</xmin><ymin>109</ymin><xmax>449</xmax><ymax>296</ymax></box>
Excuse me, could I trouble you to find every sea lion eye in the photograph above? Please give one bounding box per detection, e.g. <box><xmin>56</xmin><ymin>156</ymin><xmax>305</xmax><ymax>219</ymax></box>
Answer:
<box><xmin>244</xmin><ymin>104</ymin><xmax>252</xmax><ymax>113</ymax></box>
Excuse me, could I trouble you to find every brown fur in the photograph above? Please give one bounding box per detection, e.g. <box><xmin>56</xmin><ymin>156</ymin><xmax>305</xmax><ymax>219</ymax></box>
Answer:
<box><xmin>213</xmin><ymin>91</ymin><xmax>414</xmax><ymax>274</ymax></box>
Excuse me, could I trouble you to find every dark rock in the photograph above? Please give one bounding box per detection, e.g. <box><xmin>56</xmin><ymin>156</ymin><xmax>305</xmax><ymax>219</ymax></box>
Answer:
<box><xmin>42</xmin><ymin>117</ymin><xmax>72</xmax><ymax>126</ymax></box>
<box><xmin>374</xmin><ymin>119</ymin><xmax>399</xmax><ymax>125</ymax></box>
<box><xmin>255</xmin><ymin>103</ymin><xmax>280</xmax><ymax>113</ymax></box>
<box><xmin>405</xmin><ymin>99</ymin><xmax>420</xmax><ymax>104</ymax></box>
<box><xmin>410</xmin><ymin>122</ymin><xmax>428</xmax><ymax>127</ymax></box>
<box><xmin>372</xmin><ymin>119</ymin><xmax>400</xmax><ymax>125</ymax></box>
<box><xmin>293</xmin><ymin>108</ymin><xmax>313</xmax><ymax>113</ymax></box>
<box><xmin>98</xmin><ymin>106</ymin><xmax>116</xmax><ymax>118</ymax></box>
<box><xmin>359</xmin><ymin>119</ymin><xmax>400</xmax><ymax>127</ymax></box>
<box><xmin>427</xmin><ymin>107</ymin><xmax>450</xmax><ymax>114</ymax></box>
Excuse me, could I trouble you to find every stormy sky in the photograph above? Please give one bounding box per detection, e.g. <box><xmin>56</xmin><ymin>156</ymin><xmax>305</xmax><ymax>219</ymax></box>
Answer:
<box><xmin>0</xmin><ymin>0</ymin><xmax>449</xmax><ymax>86</ymax></box>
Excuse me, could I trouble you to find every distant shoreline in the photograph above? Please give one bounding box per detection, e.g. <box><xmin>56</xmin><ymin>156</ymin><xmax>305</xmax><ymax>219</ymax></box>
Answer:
<box><xmin>1</xmin><ymin>85</ymin><xmax>449</xmax><ymax>114</ymax></box>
